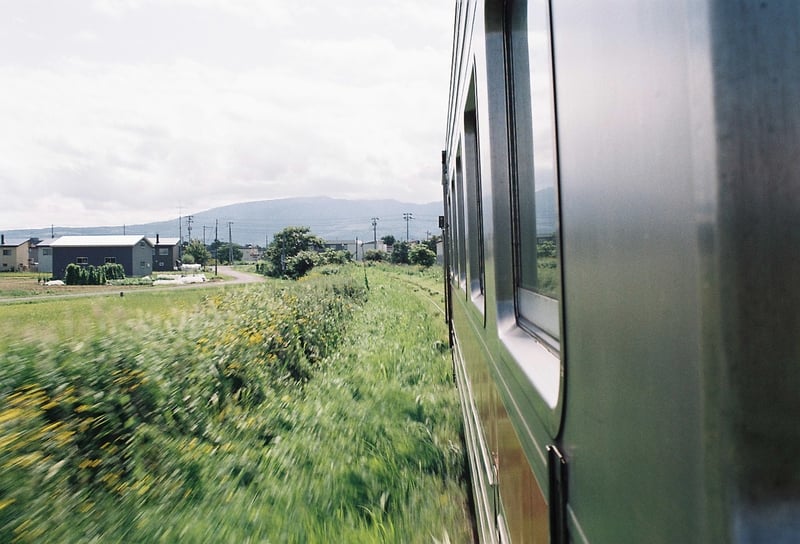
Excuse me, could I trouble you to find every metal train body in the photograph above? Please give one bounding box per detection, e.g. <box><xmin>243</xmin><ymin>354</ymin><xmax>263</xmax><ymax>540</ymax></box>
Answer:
<box><xmin>442</xmin><ymin>1</ymin><xmax>800</xmax><ymax>542</ymax></box>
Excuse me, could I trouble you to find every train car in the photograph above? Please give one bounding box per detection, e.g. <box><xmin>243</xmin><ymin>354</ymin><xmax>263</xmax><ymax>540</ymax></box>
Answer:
<box><xmin>441</xmin><ymin>1</ymin><xmax>800</xmax><ymax>542</ymax></box>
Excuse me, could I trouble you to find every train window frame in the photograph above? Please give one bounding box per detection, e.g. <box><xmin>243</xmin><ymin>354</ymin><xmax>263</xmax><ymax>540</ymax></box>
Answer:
<box><xmin>507</xmin><ymin>0</ymin><xmax>562</xmax><ymax>350</ymax></box>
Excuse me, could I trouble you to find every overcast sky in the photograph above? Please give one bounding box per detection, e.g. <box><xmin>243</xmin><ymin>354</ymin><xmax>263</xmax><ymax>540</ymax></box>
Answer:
<box><xmin>0</xmin><ymin>0</ymin><xmax>453</xmax><ymax>229</ymax></box>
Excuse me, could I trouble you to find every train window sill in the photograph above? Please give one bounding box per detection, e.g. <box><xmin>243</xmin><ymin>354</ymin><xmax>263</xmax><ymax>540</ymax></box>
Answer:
<box><xmin>498</xmin><ymin>322</ymin><xmax>561</xmax><ymax>410</ymax></box>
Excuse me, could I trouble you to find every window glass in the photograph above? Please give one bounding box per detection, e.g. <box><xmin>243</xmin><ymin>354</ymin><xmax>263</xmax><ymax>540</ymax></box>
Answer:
<box><xmin>76</xmin><ymin>257</ymin><xmax>88</xmax><ymax>265</ymax></box>
<box><xmin>104</xmin><ymin>257</ymin><xmax>117</xmax><ymax>264</ymax></box>
<box><xmin>454</xmin><ymin>154</ymin><xmax>468</xmax><ymax>287</ymax></box>
<box><xmin>510</xmin><ymin>0</ymin><xmax>561</xmax><ymax>341</ymax></box>
<box><xmin>464</xmin><ymin>77</ymin><xmax>485</xmax><ymax>305</ymax></box>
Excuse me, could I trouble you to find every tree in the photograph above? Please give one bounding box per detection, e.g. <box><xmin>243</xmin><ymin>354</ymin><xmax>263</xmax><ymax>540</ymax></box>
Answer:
<box><xmin>423</xmin><ymin>235</ymin><xmax>440</xmax><ymax>253</ymax></box>
<box><xmin>381</xmin><ymin>234</ymin><xmax>396</xmax><ymax>247</ymax></box>
<box><xmin>390</xmin><ymin>241</ymin><xmax>410</xmax><ymax>264</ymax></box>
<box><xmin>286</xmin><ymin>250</ymin><xmax>319</xmax><ymax>279</ymax></box>
<box><xmin>410</xmin><ymin>244</ymin><xmax>436</xmax><ymax>267</ymax></box>
<box><xmin>185</xmin><ymin>239</ymin><xmax>212</xmax><ymax>266</ymax></box>
<box><xmin>217</xmin><ymin>243</ymin><xmax>243</xmax><ymax>264</ymax></box>
<box><xmin>264</xmin><ymin>226</ymin><xmax>325</xmax><ymax>277</ymax></box>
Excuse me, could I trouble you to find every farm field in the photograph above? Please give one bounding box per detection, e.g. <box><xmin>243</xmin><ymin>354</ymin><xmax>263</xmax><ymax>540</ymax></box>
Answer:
<box><xmin>0</xmin><ymin>272</ymin><xmax>132</xmax><ymax>299</ymax></box>
<box><xmin>0</xmin><ymin>265</ymin><xmax>472</xmax><ymax>542</ymax></box>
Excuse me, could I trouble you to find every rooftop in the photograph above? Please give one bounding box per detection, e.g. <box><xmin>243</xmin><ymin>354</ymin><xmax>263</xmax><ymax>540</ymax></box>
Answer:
<box><xmin>49</xmin><ymin>235</ymin><xmax>152</xmax><ymax>248</ymax></box>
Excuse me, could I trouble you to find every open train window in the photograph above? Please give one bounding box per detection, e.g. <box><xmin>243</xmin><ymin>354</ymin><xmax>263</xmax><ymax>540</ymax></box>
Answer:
<box><xmin>508</xmin><ymin>0</ymin><xmax>561</xmax><ymax>347</ymax></box>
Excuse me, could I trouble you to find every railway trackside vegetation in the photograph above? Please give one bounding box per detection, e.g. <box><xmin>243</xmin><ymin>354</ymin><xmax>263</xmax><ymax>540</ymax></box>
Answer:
<box><xmin>0</xmin><ymin>265</ymin><xmax>472</xmax><ymax>542</ymax></box>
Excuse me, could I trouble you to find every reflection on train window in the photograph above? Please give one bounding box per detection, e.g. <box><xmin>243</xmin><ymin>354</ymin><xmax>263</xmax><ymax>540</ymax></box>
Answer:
<box><xmin>509</xmin><ymin>0</ymin><xmax>561</xmax><ymax>342</ymax></box>
<box><xmin>454</xmin><ymin>153</ymin><xmax>468</xmax><ymax>289</ymax></box>
<box><xmin>464</xmin><ymin>76</ymin><xmax>486</xmax><ymax>307</ymax></box>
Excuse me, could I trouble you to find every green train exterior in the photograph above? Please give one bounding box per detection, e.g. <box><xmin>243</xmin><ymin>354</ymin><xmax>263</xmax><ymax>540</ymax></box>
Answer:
<box><xmin>442</xmin><ymin>1</ymin><xmax>800</xmax><ymax>542</ymax></box>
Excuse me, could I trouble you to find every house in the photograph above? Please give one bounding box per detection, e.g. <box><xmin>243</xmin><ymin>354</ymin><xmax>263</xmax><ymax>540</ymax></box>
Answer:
<box><xmin>50</xmin><ymin>235</ymin><xmax>154</xmax><ymax>279</ymax></box>
<box><xmin>241</xmin><ymin>245</ymin><xmax>263</xmax><ymax>263</ymax></box>
<box><xmin>0</xmin><ymin>235</ymin><xmax>31</xmax><ymax>272</ymax></box>
<box><xmin>324</xmin><ymin>239</ymin><xmax>359</xmax><ymax>261</ymax></box>
<box><xmin>31</xmin><ymin>237</ymin><xmax>58</xmax><ymax>275</ymax></box>
<box><xmin>324</xmin><ymin>239</ymin><xmax>387</xmax><ymax>261</ymax></box>
<box><xmin>148</xmin><ymin>235</ymin><xmax>181</xmax><ymax>271</ymax></box>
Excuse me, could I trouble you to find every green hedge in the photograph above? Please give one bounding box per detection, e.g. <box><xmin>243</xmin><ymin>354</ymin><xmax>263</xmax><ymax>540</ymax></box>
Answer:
<box><xmin>63</xmin><ymin>263</ymin><xmax>125</xmax><ymax>285</ymax></box>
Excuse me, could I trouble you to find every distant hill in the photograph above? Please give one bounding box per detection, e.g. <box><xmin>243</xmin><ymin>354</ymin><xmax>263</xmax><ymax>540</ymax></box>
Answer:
<box><xmin>3</xmin><ymin>197</ymin><xmax>444</xmax><ymax>247</ymax></box>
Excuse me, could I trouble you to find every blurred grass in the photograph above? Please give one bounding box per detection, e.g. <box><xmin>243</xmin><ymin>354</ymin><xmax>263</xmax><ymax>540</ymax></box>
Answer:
<box><xmin>0</xmin><ymin>265</ymin><xmax>471</xmax><ymax>542</ymax></box>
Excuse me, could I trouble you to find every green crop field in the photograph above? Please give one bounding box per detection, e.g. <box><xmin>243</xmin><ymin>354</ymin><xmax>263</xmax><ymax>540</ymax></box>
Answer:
<box><xmin>0</xmin><ymin>265</ymin><xmax>472</xmax><ymax>542</ymax></box>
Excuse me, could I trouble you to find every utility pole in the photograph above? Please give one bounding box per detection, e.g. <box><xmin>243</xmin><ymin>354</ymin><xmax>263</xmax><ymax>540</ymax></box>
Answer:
<box><xmin>371</xmin><ymin>217</ymin><xmax>379</xmax><ymax>247</ymax></box>
<box><xmin>214</xmin><ymin>219</ymin><xmax>219</xmax><ymax>276</ymax></box>
<box><xmin>403</xmin><ymin>212</ymin><xmax>414</xmax><ymax>241</ymax></box>
<box><xmin>203</xmin><ymin>225</ymin><xmax>209</xmax><ymax>246</ymax></box>
<box><xmin>178</xmin><ymin>207</ymin><xmax>183</xmax><ymax>259</ymax></box>
<box><xmin>187</xmin><ymin>215</ymin><xmax>194</xmax><ymax>241</ymax></box>
<box><xmin>228</xmin><ymin>221</ymin><xmax>233</xmax><ymax>264</ymax></box>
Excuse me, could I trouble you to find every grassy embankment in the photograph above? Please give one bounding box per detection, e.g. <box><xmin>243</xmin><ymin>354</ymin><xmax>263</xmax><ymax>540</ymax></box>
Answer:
<box><xmin>0</xmin><ymin>265</ymin><xmax>471</xmax><ymax>542</ymax></box>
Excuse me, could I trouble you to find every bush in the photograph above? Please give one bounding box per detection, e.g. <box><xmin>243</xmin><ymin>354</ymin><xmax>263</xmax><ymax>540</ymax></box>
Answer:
<box><xmin>390</xmin><ymin>241</ymin><xmax>410</xmax><ymax>264</ymax></box>
<box><xmin>285</xmin><ymin>250</ymin><xmax>319</xmax><ymax>279</ymax></box>
<box><xmin>363</xmin><ymin>249</ymin><xmax>386</xmax><ymax>262</ymax></box>
<box><xmin>409</xmin><ymin>245</ymin><xmax>436</xmax><ymax>267</ymax></box>
<box><xmin>318</xmin><ymin>249</ymin><xmax>352</xmax><ymax>265</ymax></box>
<box><xmin>63</xmin><ymin>263</ymin><xmax>124</xmax><ymax>285</ymax></box>
<box><xmin>0</xmin><ymin>272</ymin><xmax>369</xmax><ymax>541</ymax></box>
<box><xmin>102</xmin><ymin>263</ymin><xmax>125</xmax><ymax>281</ymax></box>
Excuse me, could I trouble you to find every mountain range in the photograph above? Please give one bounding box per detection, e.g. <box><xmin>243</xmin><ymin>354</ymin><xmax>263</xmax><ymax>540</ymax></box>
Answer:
<box><xmin>3</xmin><ymin>197</ymin><xmax>444</xmax><ymax>247</ymax></box>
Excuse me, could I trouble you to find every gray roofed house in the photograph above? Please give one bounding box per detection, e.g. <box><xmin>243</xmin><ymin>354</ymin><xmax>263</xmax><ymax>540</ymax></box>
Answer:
<box><xmin>0</xmin><ymin>235</ymin><xmax>31</xmax><ymax>272</ymax></box>
<box><xmin>50</xmin><ymin>235</ymin><xmax>154</xmax><ymax>279</ymax></box>
<box><xmin>31</xmin><ymin>237</ymin><xmax>59</xmax><ymax>274</ymax></box>
<box><xmin>147</xmin><ymin>235</ymin><xmax>181</xmax><ymax>271</ymax></box>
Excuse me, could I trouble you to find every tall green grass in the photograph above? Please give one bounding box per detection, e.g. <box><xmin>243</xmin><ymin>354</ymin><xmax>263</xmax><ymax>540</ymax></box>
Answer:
<box><xmin>0</xmin><ymin>266</ymin><xmax>470</xmax><ymax>542</ymax></box>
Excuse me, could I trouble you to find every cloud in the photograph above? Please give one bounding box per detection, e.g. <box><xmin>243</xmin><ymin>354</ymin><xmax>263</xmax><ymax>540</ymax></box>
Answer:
<box><xmin>0</xmin><ymin>0</ymin><xmax>453</xmax><ymax>229</ymax></box>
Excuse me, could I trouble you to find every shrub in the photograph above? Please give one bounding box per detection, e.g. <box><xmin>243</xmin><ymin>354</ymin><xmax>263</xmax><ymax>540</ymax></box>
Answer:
<box><xmin>286</xmin><ymin>250</ymin><xmax>319</xmax><ymax>279</ymax></box>
<box><xmin>363</xmin><ymin>249</ymin><xmax>386</xmax><ymax>262</ymax></box>
<box><xmin>64</xmin><ymin>263</ymin><xmax>122</xmax><ymax>285</ymax></box>
<box><xmin>409</xmin><ymin>245</ymin><xmax>436</xmax><ymax>267</ymax></box>
<box><xmin>64</xmin><ymin>263</ymin><xmax>81</xmax><ymax>285</ymax></box>
<box><xmin>390</xmin><ymin>241</ymin><xmax>410</xmax><ymax>264</ymax></box>
<box><xmin>102</xmin><ymin>263</ymin><xmax>125</xmax><ymax>280</ymax></box>
<box><xmin>318</xmin><ymin>249</ymin><xmax>352</xmax><ymax>265</ymax></box>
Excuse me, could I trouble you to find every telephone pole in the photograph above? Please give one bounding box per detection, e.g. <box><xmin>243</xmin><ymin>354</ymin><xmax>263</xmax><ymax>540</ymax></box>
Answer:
<box><xmin>214</xmin><ymin>219</ymin><xmax>219</xmax><ymax>276</ymax></box>
<box><xmin>187</xmin><ymin>215</ymin><xmax>194</xmax><ymax>241</ymax></box>
<box><xmin>178</xmin><ymin>207</ymin><xmax>183</xmax><ymax>259</ymax></box>
<box><xmin>371</xmin><ymin>217</ymin><xmax>379</xmax><ymax>247</ymax></box>
<box><xmin>403</xmin><ymin>212</ymin><xmax>414</xmax><ymax>241</ymax></box>
<box><xmin>227</xmin><ymin>221</ymin><xmax>233</xmax><ymax>264</ymax></box>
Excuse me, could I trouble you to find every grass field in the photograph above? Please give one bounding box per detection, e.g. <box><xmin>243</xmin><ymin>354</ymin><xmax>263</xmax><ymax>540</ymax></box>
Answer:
<box><xmin>0</xmin><ymin>264</ymin><xmax>472</xmax><ymax>542</ymax></box>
